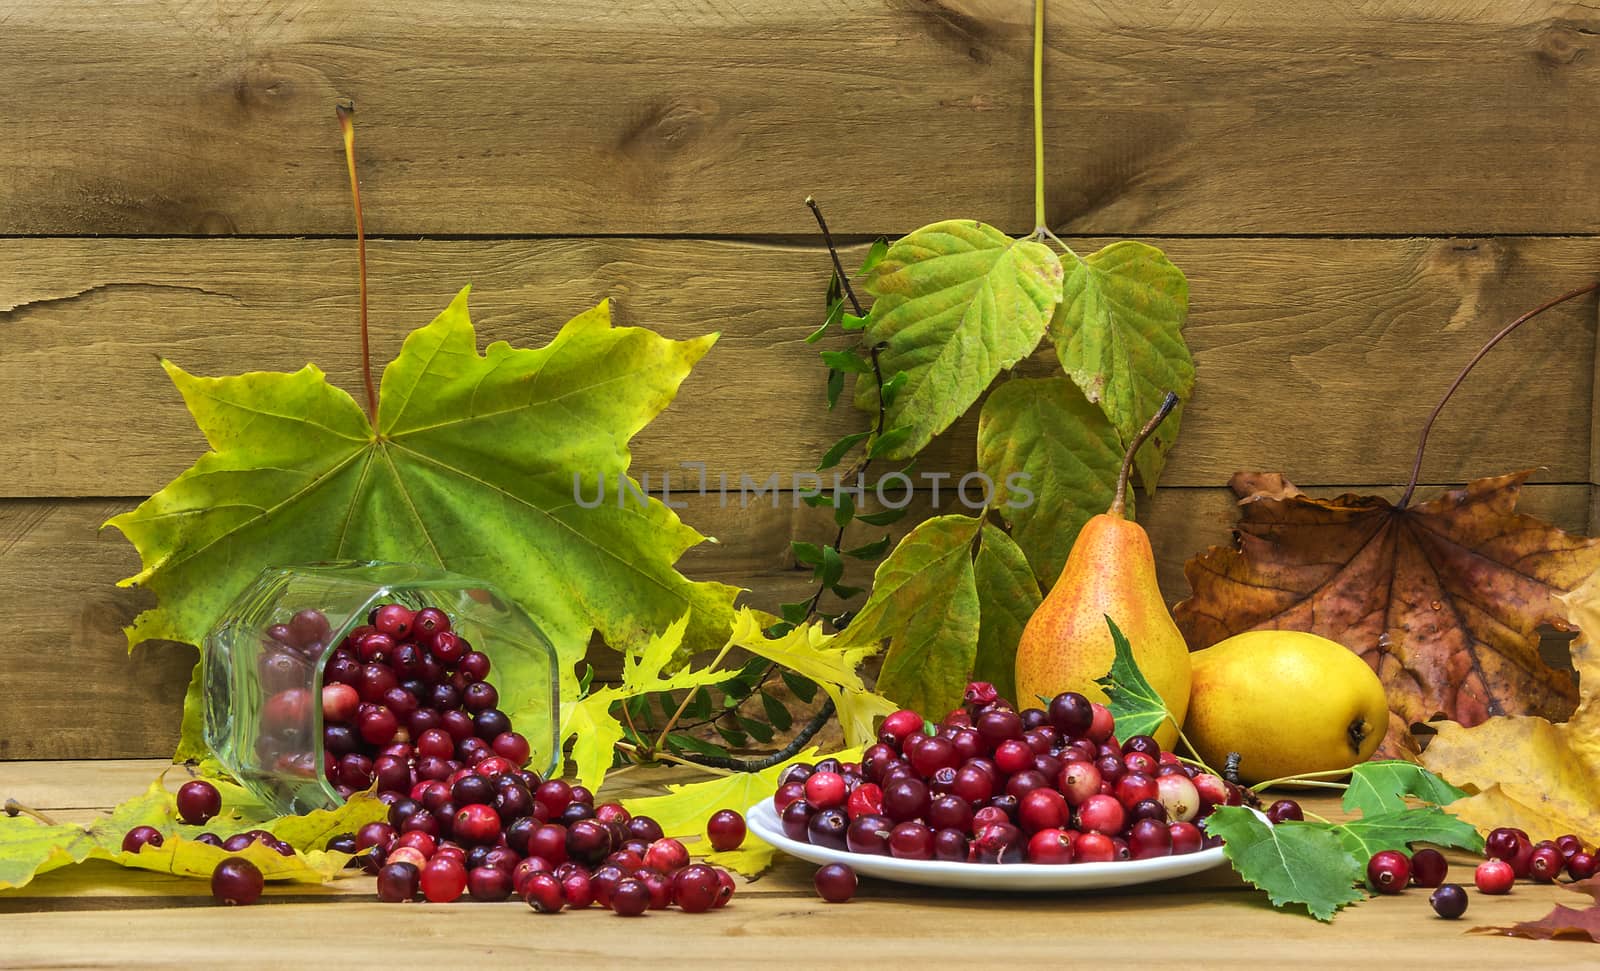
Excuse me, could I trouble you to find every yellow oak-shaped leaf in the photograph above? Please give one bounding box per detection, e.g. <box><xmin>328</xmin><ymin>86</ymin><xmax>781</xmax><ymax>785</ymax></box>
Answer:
<box><xmin>105</xmin><ymin>290</ymin><xmax>738</xmax><ymax>759</ymax></box>
<box><xmin>559</xmin><ymin>614</ymin><xmax>728</xmax><ymax>791</ymax></box>
<box><xmin>1421</xmin><ymin>568</ymin><xmax>1600</xmax><ymax>841</ymax></box>
<box><xmin>726</xmin><ymin>608</ymin><xmax>897</xmax><ymax>747</ymax></box>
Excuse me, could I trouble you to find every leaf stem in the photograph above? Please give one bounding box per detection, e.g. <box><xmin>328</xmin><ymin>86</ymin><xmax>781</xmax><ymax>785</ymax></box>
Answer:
<box><xmin>336</xmin><ymin>103</ymin><xmax>379</xmax><ymax>426</ymax></box>
<box><xmin>806</xmin><ymin>196</ymin><xmax>864</xmax><ymax>317</ymax></box>
<box><xmin>1302</xmin><ymin>809</ymin><xmax>1335</xmax><ymax>825</ymax></box>
<box><xmin>1111</xmin><ymin>391</ymin><xmax>1179</xmax><ymax>516</ymax></box>
<box><xmin>1397</xmin><ymin>280</ymin><xmax>1599</xmax><ymax>509</ymax></box>
<box><xmin>651</xmin><ymin>644</ymin><xmax>733</xmax><ymax>754</ymax></box>
<box><xmin>1032</xmin><ymin>0</ymin><xmax>1046</xmax><ymax>231</ymax></box>
<box><xmin>1249</xmin><ymin>767</ymin><xmax>1356</xmax><ymax>793</ymax></box>
<box><xmin>613</xmin><ymin>741</ymin><xmax>734</xmax><ymax>777</ymax></box>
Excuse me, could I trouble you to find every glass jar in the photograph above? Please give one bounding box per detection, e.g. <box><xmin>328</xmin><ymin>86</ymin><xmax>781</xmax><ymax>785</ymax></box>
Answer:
<box><xmin>202</xmin><ymin>561</ymin><xmax>560</xmax><ymax>815</ymax></box>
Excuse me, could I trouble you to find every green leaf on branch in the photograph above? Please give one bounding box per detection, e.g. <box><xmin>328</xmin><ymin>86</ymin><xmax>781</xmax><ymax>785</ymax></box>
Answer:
<box><xmin>843</xmin><ymin>515</ymin><xmax>983</xmax><ymax>717</ymax></box>
<box><xmin>739</xmin><ymin>717</ymin><xmax>776</xmax><ymax>744</ymax></box>
<box><xmin>857</xmin><ymin>506</ymin><xmax>909</xmax><ymax>527</ymax></box>
<box><xmin>1204</xmin><ymin>808</ymin><xmax>1367</xmax><ymax>921</ymax></box>
<box><xmin>1343</xmin><ymin>761</ymin><xmax>1471</xmax><ymax>818</ymax></box>
<box><xmin>826</xmin><ymin>368</ymin><xmax>845</xmax><ymax>410</ymax></box>
<box><xmin>859</xmin><ymin>238</ymin><xmax>890</xmax><ymax>275</ymax></box>
<box><xmin>869</xmin><ymin>427</ymin><xmax>914</xmax><ymax>459</ymax></box>
<box><xmin>1047</xmin><ymin>241</ymin><xmax>1194</xmax><ymax>491</ymax></box>
<box><xmin>791</xmin><ymin>542</ymin><xmax>824</xmax><ymax>567</ymax></box>
<box><xmin>844</xmin><ymin>535</ymin><xmax>892</xmax><ymax>559</ymax></box>
<box><xmin>841</xmin><ymin>313</ymin><xmax>868</xmax><ymax>332</ymax></box>
<box><xmin>820</xmin><ymin>546</ymin><xmax>844</xmax><ymax>587</ymax></box>
<box><xmin>820</xmin><ymin>350</ymin><xmax>872</xmax><ymax>374</ymax></box>
<box><xmin>970</xmin><ymin>524</ymin><xmax>1041</xmax><ymax>702</ymax></box>
<box><xmin>1093</xmin><ymin>616</ymin><xmax>1172</xmax><ymax>740</ymax></box>
<box><xmin>1333</xmin><ymin>808</ymin><xmax>1484</xmax><ymax>860</ymax></box>
<box><xmin>833</xmin><ymin>490</ymin><xmax>856</xmax><ymax>528</ymax></box>
<box><xmin>976</xmin><ymin>376</ymin><xmax>1128</xmax><ymax>584</ymax></box>
<box><xmin>761</xmin><ymin>692</ymin><xmax>794</xmax><ymax>731</ymax></box>
<box><xmin>105</xmin><ymin>292</ymin><xmax>739</xmax><ymax>760</ymax></box>
<box><xmin>856</xmin><ymin>220</ymin><xmax>1064</xmax><ymax>459</ymax></box>
<box><xmin>779</xmin><ymin>601</ymin><xmax>810</xmax><ymax>625</ymax></box>
<box><xmin>782</xmin><ymin>670</ymin><xmax>819</xmax><ymax>703</ymax></box>
<box><xmin>818</xmin><ymin>432</ymin><xmax>870</xmax><ymax>471</ymax></box>
<box><xmin>879</xmin><ymin>371</ymin><xmax>908</xmax><ymax>408</ymax></box>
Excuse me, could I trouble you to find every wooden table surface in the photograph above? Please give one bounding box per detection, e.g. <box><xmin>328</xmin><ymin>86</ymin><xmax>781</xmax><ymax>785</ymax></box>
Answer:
<box><xmin>1</xmin><ymin>760</ymin><xmax>1592</xmax><ymax>969</ymax></box>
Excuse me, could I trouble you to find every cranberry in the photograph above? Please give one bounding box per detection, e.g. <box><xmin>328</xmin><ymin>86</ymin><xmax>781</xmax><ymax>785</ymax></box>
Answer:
<box><xmin>1266</xmin><ymin>799</ymin><xmax>1303</xmax><ymax>824</ymax></box>
<box><xmin>706</xmin><ymin>809</ymin><xmax>746</xmax><ymax>852</ymax></box>
<box><xmin>1530</xmin><ymin>845</ymin><xmax>1564</xmax><ymax>883</ymax></box>
<box><xmin>636</xmin><ymin>867</ymin><xmax>673</xmax><ymax>909</ymax></box>
<box><xmin>781</xmin><ymin>800</ymin><xmax>815</xmax><ymax>841</ymax></box>
<box><xmin>1115</xmin><ymin>773</ymin><xmax>1159</xmax><ymax>809</ymax></box>
<box><xmin>673</xmin><ymin>863</ymin><xmax>722</xmax><ymax>913</ymax></box>
<box><xmin>1086</xmin><ymin>703</ymin><xmax>1115</xmax><ymax>743</ymax></box>
<box><xmin>1048</xmin><ymin>691</ymin><xmax>1094</xmax><ymax>736</ymax></box>
<box><xmin>561</xmin><ymin>870</ymin><xmax>594</xmax><ymax>909</ymax></box>
<box><xmin>1410</xmin><ymin>847</ymin><xmax>1448</xmax><ymax>887</ymax></box>
<box><xmin>1569</xmin><ymin>852</ymin><xmax>1598</xmax><ymax>880</ymax></box>
<box><xmin>642</xmin><ymin>837</ymin><xmax>689</xmax><ymax>873</ymax></box>
<box><xmin>1129</xmin><ymin>818</ymin><xmax>1173</xmax><ymax>860</ymax></box>
<box><xmin>376</xmin><ymin>862</ymin><xmax>420</xmax><ymax>902</ymax></box>
<box><xmin>889</xmin><ymin>821</ymin><xmax>934</xmax><ymax>860</ymax></box>
<box><xmin>807</xmin><ymin>808</ymin><xmax>849</xmax><ymax>850</ymax></box>
<box><xmin>467</xmin><ymin>866</ymin><xmax>514</xmax><ymax>901</ymax></box>
<box><xmin>846</xmin><ymin>783</ymin><xmax>885</xmax><ymax>819</ymax></box>
<box><xmin>804</xmin><ymin>771</ymin><xmax>848</xmax><ymax>809</ymax></box>
<box><xmin>1017</xmin><ymin>788</ymin><xmax>1069</xmax><ymax>833</ymax></box>
<box><xmin>879</xmin><ymin>710</ymin><xmax>924</xmax><ymax>744</ymax></box>
<box><xmin>567</xmin><ymin>820</ymin><xmax>615</xmax><ymax>866</ymax></box>
<box><xmin>176</xmin><ymin>781</ymin><xmax>222</xmax><ymax>826</ymax></box>
<box><xmin>524</xmin><ymin>872</ymin><xmax>565</xmax><ymax>913</ymax></box>
<box><xmin>452</xmin><ymin>804</ymin><xmax>501</xmax><ymax>845</ymax></box>
<box><xmin>773</xmin><ymin>781</ymin><xmax>806</xmax><ymax>813</ymax></box>
<box><xmin>1430</xmin><ymin>883</ymin><xmax>1468</xmax><ymax>919</ymax></box>
<box><xmin>1077</xmin><ymin>794</ymin><xmax>1126</xmax><ymax>835</ymax></box>
<box><xmin>845</xmin><ymin>815</ymin><xmax>892</xmax><ymax>855</ymax></box>
<box><xmin>1027</xmin><ymin>828</ymin><xmax>1074</xmax><ymax>864</ymax></box>
<box><xmin>1075</xmin><ymin>831</ymin><xmax>1116</xmax><ymax>863</ymax></box>
<box><xmin>813</xmin><ymin>863</ymin><xmax>857</xmax><ymax>902</ymax></box>
<box><xmin>1366</xmin><ymin>850</ymin><xmax>1410</xmax><ymax>894</ymax></box>
<box><xmin>211</xmin><ymin>857</ymin><xmax>264</xmax><ymax>905</ymax></box>
<box><xmin>1475</xmin><ymin>859</ymin><xmax>1515</xmax><ymax>895</ymax></box>
<box><xmin>1168</xmin><ymin>821</ymin><xmax>1204</xmax><ymax>855</ymax></box>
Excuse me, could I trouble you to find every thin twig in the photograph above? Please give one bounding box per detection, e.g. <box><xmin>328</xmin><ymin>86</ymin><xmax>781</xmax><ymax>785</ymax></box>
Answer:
<box><xmin>335</xmin><ymin>103</ymin><xmax>378</xmax><ymax>425</ymax></box>
<box><xmin>613</xmin><ymin>741</ymin><xmax>734</xmax><ymax>777</ymax></box>
<box><xmin>658</xmin><ymin>700</ymin><xmax>837</xmax><ymax>772</ymax></box>
<box><xmin>1397</xmin><ymin>281</ymin><xmax>1599</xmax><ymax>509</ymax></box>
<box><xmin>806</xmin><ymin>196</ymin><xmax>864</xmax><ymax>316</ymax></box>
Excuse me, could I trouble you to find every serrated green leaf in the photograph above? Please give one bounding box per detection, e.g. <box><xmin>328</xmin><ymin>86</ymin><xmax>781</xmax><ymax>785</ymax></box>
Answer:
<box><xmin>726</xmin><ymin>609</ymin><xmax>897</xmax><ymax>747</ymax></box>
<box><xmin>1333</xmin><ymin>808</ymin><xmax>1484</xmax><ymax>862</ymax></box>
<box><xmin>859</xmin><ymin>238</ymin><xmax>890</xmax><ymax>275</ymax></box>
<box><xmin>856</xmin><ymin>221</ymin><xmax>1063</xmax><ymax>458</ymax></box>
<box><xmin>868</xmin><ymin>426</ymin><xmax>914</xmax><ymax>459</ymax></box>
<box><xmin>843</xmin><ymin>515</ymin><xmax>983</xmax><ymax>717</ymax></box>
<box><xmin>782</xmin><ymin>670</ymin><xmax>819</xmax><ymax>703</ymax></box>
<box><xmin>761</xmin><ymin>692</ymin><xmax>794</xmax><ymax>731</ymax></box>
<box><xmin>1048</xmin><ymin>241</ymin><xmax>1193</xmax><ymax>491</ymax></box>
<box><xmin>1092</xmin><ymin>616</ymin><xmax>1172</xmax><ymax>740</ymax></box>
<box><xmin>970</xmin><ymin>524</ymin><xmax>1041</xmax><ymax>703</ymax></box>
<box><xmin>826</xmin><ymin>368</ymin><xmax>845</xmax><ymax>410</ymax></box>
<box><xmin>106</xmin><ymin>292</ymin><xmax>739</xmax><ymax>763</ymax></box>
<box><xmin>818</xmin><ymin>432</ymin><xmax>870</xmax><ymax>471</ymax></box>
<box><xmin>791</xmin><ymin>541</ymin><xmax>825</xmax><ymax>567</ymax></box>
<box><xmin>739</xmin><ymin>717</ymin><xmax>776</xmax><ymax>744</ymax></box>
<box><xmin>977</xmin><ymin>376</ymin><xmax>1127</xmax><ymax>583</ymax></box>
<box><xmin>844</xmin><ymin>535</ymin><xmax>892</xmax><ymax>559</ymax></box>
<box><xmin>1204</xmin><ymin>808</ymin><xmax>1367</xmax><ymax>921</ymax></box>
<box><xmin>879</xmin><ymin>370</ymin><xmax>908</xmax><ymax>408</ymax></box>
<box><xmin>1343</xmin><ymin>761</ymin><xmax>1471</xmax><ymax>817</ymax></box>
<box><xmin>820</xmin><ymin>350</ymin><xmax>872</xmax><ymax>374</ymax></box>
<box><xmin>857</xmin><ymin>506</ymin><xmax>909</xmax><ymax>527</ymax></box>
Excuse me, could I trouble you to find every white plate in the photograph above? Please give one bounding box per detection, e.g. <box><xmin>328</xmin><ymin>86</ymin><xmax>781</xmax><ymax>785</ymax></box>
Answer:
<box><xmin>746</xmin><ymin>800</ymin><xmax>1241</xmax><ymax>891</ymax></box>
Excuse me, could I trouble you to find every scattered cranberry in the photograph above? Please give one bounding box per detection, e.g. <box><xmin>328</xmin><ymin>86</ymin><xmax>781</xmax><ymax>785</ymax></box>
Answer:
<box><xmin>814</xmin><ymin>863</ymin><xmax>857</xmax><ymax>902</ymax></box>
<box><xmin>176</xmin><ymin>780</ymin><xmax>223</xmax><ymax>826</ymax></box>
<box><xmin>1429</xmin><ymin>883</ymin><xmax>1468</xmax><ymax>919</ymax></box>
<box><xmin>121</xmin><ymin>826</ymin><xmax>164</xmax><ymax>854</ymax></box>
<box><xmin>1568</xmin><ymin>851</ymin><xmax>1597</xmax><ymax>880</ymax></box>
<box><xmin>420</xmin><ymin>857</ymin><xmax>468</xmax><ymax>902</ymax></box>
<box><xmin>1529</xmin><ymin>845</ymin><xmax>1564</xmax><ymax>883</ymax></box>
<box><xmin>1475</xmin><ymin>859</ymin><xmax>1515</xmax><ymax>895</ymax></box>
<box><xmin>524</xmin><ymin>872</ymin><xmax>566</xmax><ymax>913</ymax></box>
<box><xmin>707</xmin><ymin>809</ymin><xmax>746</xmax><ymax>852</ymax></box>
<box><xmin>211</xmin><ymin>857</ymin><xmax>264</xmax><ymax>906</ymax></box>
<box><xmin>376</xmin><ymin>862</ymin><xmax>420</xmax><ymax>902</ymax></box>
<box><xmin>1265</xmin><ymin>799</ymin><xmax>1302</xmax><ymax>824</ymax></box>
<box><xmin>610</xmin><ymin>877</ymin><xmax>651</xmax><ymax>916</ymax></box>
<box><xmin>1366</xmin><ymin>850</ymin><xmax>1410</xmax><ymax>894</ymax></box>
<box><xmin>1409</xmin><ymin>848</ymin><xmax>1448</xmax><ymax>888</ymax></box>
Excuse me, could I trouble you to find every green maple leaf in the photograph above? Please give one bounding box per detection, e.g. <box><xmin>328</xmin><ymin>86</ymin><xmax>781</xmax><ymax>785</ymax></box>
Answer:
<box><xmin>969</xmin><ymin>523</ymin><xmax>1040</xmax><ymax>703</ymax></box>
<box><xmin>1204</xmin><ymin>807</ymin><xmax>1367</xmax><ymax>922</ymax></box>
<box><xmin>844</xmin><ymin>515</ymin><xmax>983</xmax><ymax>717</ymax></box>
<box><xmin>1342</xmin><ymin>761</ymin><xmax>1471</xmax><ymax>817</ymax></box>
<box><xmin>855</xmin><ymin>220</ymin><xmax>1063</xmax><ymax>458</ymax></box>
<box><xmin>106</xmin><ymin>289</ymin><xmax>739</xmax><ymax>756</ymax></box>
<box><xmin>1048</xmin><ymin>241</ymin><xmax>1193</xmax><ymax>491</ymax></box>
<box><xmin>1093</xmin><ymin>616</ymin><xmax>1173</xmax><ymax>740</ymax></box>
<box><xmin>976</xmin><ymin>376</ymin><xmax>1126</xmax><ymax>584</ymax></box>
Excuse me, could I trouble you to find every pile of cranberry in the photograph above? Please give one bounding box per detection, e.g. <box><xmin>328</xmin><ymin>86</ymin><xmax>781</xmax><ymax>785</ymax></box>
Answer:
<box><xmin>773</xmin><ymin>682</ymin><xmax>1241</xmax><ymax>867</ymax></box>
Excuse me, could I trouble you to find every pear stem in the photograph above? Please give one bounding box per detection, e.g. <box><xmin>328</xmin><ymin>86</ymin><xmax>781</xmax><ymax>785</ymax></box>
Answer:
<box><xmin>1110</xmin><ymin>391</ymin><xmax>1179</xmax><ymax>517</ymax></box>
<box><xmin>336</xmin><ymin>102</ymin><xmax>379</xmax><ymax>426</ymax></box>
<box><xmin>4</xmin><ymin>798</ymin><xmax>60</xmax><ymax>826</ymax></box>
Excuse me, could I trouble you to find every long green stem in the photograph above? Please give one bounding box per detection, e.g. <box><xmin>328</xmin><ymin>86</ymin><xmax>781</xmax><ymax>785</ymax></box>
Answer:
<box><xmin>1249</xmin><ymin>767</ymin><xmax>1356</xmax><ymax>793</ymax></box>
<box><xmin>1032</xmin><ymin>0</ymin><xmax>1046</xmax><ymax>230</ymax></box>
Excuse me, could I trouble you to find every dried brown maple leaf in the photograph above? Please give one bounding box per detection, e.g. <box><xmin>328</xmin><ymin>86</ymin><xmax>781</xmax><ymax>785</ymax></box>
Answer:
<box><xmin>1420</xmin><ymin>572</ymin><xmax>1600</xmax><ymax>841</ymax></box>
<box><xmin>1174</xmin><ymin>469</ymin><xmax>1600</xmax><ymax>752</ymax></box>
<box><xmin>1471</xmin><ymin>904</ymin><xmax>1600</xmax><ymax>943</ymax></box>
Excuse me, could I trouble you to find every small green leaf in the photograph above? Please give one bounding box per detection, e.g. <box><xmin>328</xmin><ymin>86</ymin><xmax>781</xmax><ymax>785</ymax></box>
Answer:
<box><xmin>826</xmin><ymin>271</ymin><xmax>842</xmax><ymax>306</ymax></box>
<box><xmin>857</xmin><ymin>506</ymin><xmax>909</xmax><ymax>527</ymax></box>
<box><xmin>739</xmin><ymin>717</ymin><xmax>776</xmax><ymax>744</ymax></box>
<box><xmin>818</xmin><ymin>432</ymin><xmax>870</xmax><ymax>471</ymax></box>
<box><xmin>859</xmin><ymin>238</ymin><xmax>890</xmax><ymax>275</ymax></box>
<box><xmin>820</xmin><ymin>350</ymin><xmax>871</xmax><ymax>374</ymax></box>
<box><xmin>841</xmin><ymin>312</ymin><xmax>868</xmax><ymax>332</ymax></box>
<box><xmin>879</xmin><ymin>371</ymin><xmax>908</xmax><ymax>408</ymax></box>
<box><xmin>1332</xmin><ymin>808</ymin><xmax>1484</xmax><ymax>861</ymax></box>
<box><xmin>1203</xmin><ymin>808</ymin><xmax>1367</xmax><ymax>922</ymax></box>
<box><xmin>869</xmin><ymin>427</ymin><xmax>914</xmax><ymax>459</ymax></box>
<box><xmin>780</xmin><ymin>601</ymin><xmax>812</xmax><ymax>625</ymax></box>
<box><xmin>765</xmin><ymin>622</ymin><xmax>795</xmax><ymax>637</ymax></box>
<box><xmin>1092</xmin><ymin>616</ymin><xmax>1172</xmax><ymax>740</ymax></box>
<box><xmin>844</xmin><ymin>535</ymin><xmax>892</xmax><ymax>559</ymax></box>
<box><xmin>687</xmin><ymin>687</ymin><xmax>712</xmax><ymax>721</ymax></box>
<box><xmin>791</xmin><ymin>541</ymin><xmax>824</xmax><ymax>567</ymax></box>
<box><xmin>715</xmin><ymin>725</ymin><xmax>749</xmax><ymax>748</ymax></box>
<box><xmin>625</xmin><ymin>695</ymin><xmax>653</xmax><ymax>726</ymax></box>
<box><xmin>667</xmin><ymin>733</ymin><xmax>728</xmax><ymax>758</ymax></box>
<box><xmin>782</xmin><ymin>671</ymin><xmax>819</xmax><ymax>703</ymax></box>
<box><xmin>807</xmin><ymin>300</ymin><xmax>847</xmax><ymax>344</ymax></box>
<box><xmin>761</xmin><ymin>693</ymin><xmax>794</xmax><ymax>731</ymax></box>
<box><xmin>1343</xmin><ymin>762</ymin><xmax>1470</xmax><ymax>817</ymax></box>
<box><xmin>826</xmin><ymin>369</ymin><xmax>845</xmax><ymax>410</ymax></box>
<box><xmin>801</xmin><ymin>491</ymin><xmax>832</xmax><ymax>508</ymax></box>
<box><xmin>833</xmin><ymin>490</ymin><xmax>856</xmax><ymax>528</ymax></box>
<box><xmin>829</xmin><ymin>584</ymin><xmax>866</xmax><ymax>599</ymax></box>
<box><xmin>577</xmin><ymin>663</ymin><xmax>595</xmax><ymax>697</ymax></box>
<box><xmin>820</xmin><ymin>546</ymin><xmax>844</xmax><ymax>587</ymax></box>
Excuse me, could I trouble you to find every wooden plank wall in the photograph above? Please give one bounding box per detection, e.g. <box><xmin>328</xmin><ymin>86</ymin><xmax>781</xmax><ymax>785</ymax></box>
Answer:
<box><xmin>2</xmin><ymin>1</ymin><xmax>1597</xmax><ymax>759</ymax></box>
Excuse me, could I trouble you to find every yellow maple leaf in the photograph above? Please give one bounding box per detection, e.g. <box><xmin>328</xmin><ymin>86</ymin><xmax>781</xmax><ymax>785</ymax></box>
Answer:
<box><xmin>1421</xmin><ymin>568</ymin><xmax>1600</xmax><ymax>841</ymax></box>
<box><xmin>559</xmin><ymin>613</ymin><xmax>728</xmax><ymax>791</ymax></box>
<box><xmin>726</xmin><ymin>608</ymin><xmax>898</xmax><ymax>747</ymax></box>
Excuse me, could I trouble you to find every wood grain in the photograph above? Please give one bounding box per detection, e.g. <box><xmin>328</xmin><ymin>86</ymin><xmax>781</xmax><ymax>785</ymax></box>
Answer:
<box><xmin>3</xmin><ymin>2</ymin><xmax>1599</xmax><ymax>236</ymax></box>
<box><xmin>3</xmin><ymin>484</ymin><xmax>1586</xmax><ymax>761</ymax></box>
<box><xmin>0</xmin><ymin>770</ymin><xmax>1582</xmax><ymax>968</ymax></box>
<box><xmin>5</xmin><ymin>236</ymin><xmax>1596</xmax><ymax>499</ymax></box>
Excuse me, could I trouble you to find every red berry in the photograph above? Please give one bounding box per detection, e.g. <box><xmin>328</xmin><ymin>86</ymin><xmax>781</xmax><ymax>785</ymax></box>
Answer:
<box><xmin>713</xmin><ymin>867</ymin><xmax>736</xmax><ymax>907</ymax></box>
<box><xmin>609</xmin><ymin>876</ymin><xmax>650</xmax><ymax>916</ymax></box>
<box><xmin>1529</xmin><ymin>845</ymin><xmax>1564</xmax><ymax>883</ymax></box>
<box><xmin>1410</xmin><ymin>847</ymin><xmax>1448</xmax><ymax>887</ymax></box>
<box><xmin>706</xmin><ymin>809</ymin><xmax>746</xmax><ymax>852</ymax></box>
<box><xmin>467</xmin><ymin>866</ymin><xmax>514</xmax><ymax>901</ymax></box>
<box><xmin>1154</xmin><ymin>774</ymin><xmax>1200</xmax><ymax>823</ymax></box>
<box><xmin>642</xmin><ymin>837</ymin><xmax>689</xmax><ymax>874</ymax></box>
<box><xmin>1266</xmin><ymin>799</ymin><xmax>1303</xmax><ymax>824</ymax></box>
<box><xmin>419</xmin><ymin>856</ymin><xmax>467</xmax><ymax>902</ymax></box>
<box><xmin>121</xmin><ymin>826</ymin><xmax>164</xmax><ymax>854</ymax></box>
<box><xmin>813</xmin><ymin>863</ymin><xmax>857</xmax><ymax>902</ymax></box>
<box><xmin>376</xmin><ymin>862</ymin><xmax>420</xmax><ymax>902</ymax></box>
<box><xmin>524</xmin><ymin>872</ymin><xmax>566</xmax><ymax>913</ymax></box>
<box><xmin>1026</xmin><ymin>828</ymin><xmax>1074</xmax><ymax>864</ymax></box>
<box><xmin>1168</xmin><ymin>821</ymin><xmax>1204</xmax><ymax>855</ymax></box>
<box><xmin>1074</xmin><ymin>831</ymin><xmax>1116</xmax><ymax>863</ymax></box>
<box><xmin>1085</xmin><ymin>703</ymin><xmax>1115</xmax><ymax>743</ymax></box>
<box><xmin>673</xmin><ymin>863</ymin><xmax>722</xmax><ymax>913</ymax></box>
<box><xmin>1076</xmin><ymin>794</ymin><xmax>1125</xmax><ymax>835</ymax></box>
<box><xmin>1367</xmin><ymin>850</ymin><xmax>1411</xmax><ymax>894</ymax></box>
<box><xmin>1569</xmin><ymin>852</ymin><xmax>1598</xmax><ymax>880</ymax></box>
<box><xmin>1057</xmin><ymin>761</ymin><xmax>1101</xmax><ymax>806</ymax></box>
<box><xmin>1475</xmin><ymin>859</ymin><xmax>1515</xmax><ymax>895</ymax></box>
<box><xmin>176</xmin><ymin>781</ymin><xmax>222</xmax><ymax>826</ymax></box>
<box><xmin>804</xmin><ymin>771</ymin><xmax>848</xmax><ymax>809</ymax></box>
<box><xmin>1129</xmin><ymin>818</ymin><xmax>1173</xmax><ymax>860</ymax></box>
<box><xmin>561</xmin><ymin>870</ymin><xmax>594</xmax><ymax>908</ymax></box>
<box><xmin>1430</xmin><ymin>883</ymin><xmax>1468</xmax><ymax>919</ymax></box>
<box><xmin>211</xmin><ymin>857</ymin><xmax>264</xmax><ymax>905</ymax></box>
<box><xmin>1017</xmin><ymin>788</ymin><xmax>1069</xmax><ymax>833</ymax></box>
<box><xmin>372</xmin><ymin>603</ymin><xmax>414</xmax><ymax>639</ymax></box>
<box><xmin>491</xmin><ymin>732</ymin><xmax>530</xmax><ymax>766</ymax></box>
<box><xmin>879</xmin><ymin>710</ymin><xmax>924</xmax><ymax>744</ymax></box>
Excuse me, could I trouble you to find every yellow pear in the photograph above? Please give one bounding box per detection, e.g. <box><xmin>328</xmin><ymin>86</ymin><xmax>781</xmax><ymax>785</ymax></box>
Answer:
<box><xmin>1014</xmin><ymin>394</ymin><xmax>1190</xmax><ymax>749</ymax></box>
<box><xmin>1183</xmin><ymin>630</ymin><xmax>1389</xmax><ymax>784</ymax></box>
